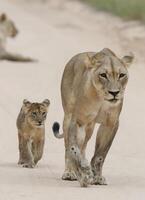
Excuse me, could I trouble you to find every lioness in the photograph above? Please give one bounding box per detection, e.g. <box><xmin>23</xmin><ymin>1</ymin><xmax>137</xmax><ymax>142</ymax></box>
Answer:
<box><xmin>0</xmin><ymin>13</ymin><xmax>35</xmax><ymax>62</ymax></box>
<box><xmin>52</xmin><ymin>48</ymin><xmax>134</xmax><ymax>187</ymax></box>
<box><xmin>17</xmin><ymin>99</ymin><xmax>50</xmax><ymax>168</ymax></box>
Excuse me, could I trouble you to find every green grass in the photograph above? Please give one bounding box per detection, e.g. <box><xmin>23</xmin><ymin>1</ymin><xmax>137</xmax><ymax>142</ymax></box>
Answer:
<box><xmin>81</xmin><ymin>0</ymin><xmax>145</xmax><ymax>21</ymax></box>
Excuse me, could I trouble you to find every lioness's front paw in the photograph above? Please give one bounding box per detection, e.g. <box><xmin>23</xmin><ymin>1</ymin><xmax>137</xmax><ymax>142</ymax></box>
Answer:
<box><xmin>69</xmin><ymin>146</ymin><xmax>94</xmax><ymax>187</ymax></box>
<box><xmin>62</xmin><ymin>170</ymin><xmax>77</xmax><ymax>181</ymax></box>
<box><xmin>22</xmin><ymin>162</ymin><xmax>35</xmax><ymax>168</ymax></box>
<box><xmin>80</xmin><ymin>170</ymin><xmax>94</xmax><ymax>187</ymax></box>
<box><xmin>77</xmin><ymin>164</ymin><xmax>94</xmax><ymax>187</ymax></box>
<box><xmin>79</xmin><ymin>174</ymin><xmax>89</xmax><ymax>187</ymax></box>
<box><xmin>93</xmin><ymin>175</ymin><xmax>107</xmax><ymax>185</ymax></box>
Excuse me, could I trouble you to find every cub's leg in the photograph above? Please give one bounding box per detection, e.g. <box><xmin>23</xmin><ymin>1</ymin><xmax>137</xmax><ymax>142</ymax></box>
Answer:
<box><xmin>62</xmin><ymin>114</ymin><xmax>77</xmax><ymax>181</ymax></box>
<box><xmin>67</xmin><ymin>119</ymin><xmax>93</xmax><ymax>187</ymax></box>
<box><xmin>18</xmin><ymin>134</ymin><xmax>35</xmax><ymax>168</ymax></box>
<box><xmin>33</xmin><ymin>139</ymin><xmax>44</xmax><ymax>165</ymax></box>
<box><xmin>18</xmin><ymin>133</ymin><xmax>25</xmax><ymax>165</ymax></box>
<box><xmin>91</xmin><ymin>121</ymin><xmax>119</xmax><ymax>185</ymax></box>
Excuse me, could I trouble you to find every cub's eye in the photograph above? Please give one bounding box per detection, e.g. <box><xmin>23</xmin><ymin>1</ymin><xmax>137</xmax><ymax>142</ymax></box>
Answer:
<box><xmin>32</xmin><ymin>112</ymin><xmax>37</xmax><ymax>117</ymax></box>
<box><xmin>99</xmin><ymin>73</ymin><xmax>107</xmax><ymax>79</ymax></box>
<box><xmin>119</xmin><ymin>73</ymin><xmax>126</xmax><ymax>78</ymax></box>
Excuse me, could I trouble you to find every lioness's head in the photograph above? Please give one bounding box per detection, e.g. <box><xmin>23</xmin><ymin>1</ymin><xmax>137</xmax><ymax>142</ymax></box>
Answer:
<box><xmin>86</xmin><ymin>48</ymin><xmax>134</xmax><ymax>103</ymax></box>
<box><xmin>0</xmin><ymin>13</ymin><xmax>18</xmax><ymax>38</ymax></box>
<box><xmin>22</xmin><ymin>99</ymin><xmax>50</xmax><ymax>128</ymax></box>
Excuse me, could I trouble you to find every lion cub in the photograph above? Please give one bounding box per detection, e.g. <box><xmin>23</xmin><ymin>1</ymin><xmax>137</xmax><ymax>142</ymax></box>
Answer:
<box><xmin>17</xmin><ymin>99</ymin><xmax>50</xmax><ymax>168</ymax></box>
<box><xmin>0</xmin><ymin>13</ymin><xmax>35</xmax><ymax>62</ymax></box>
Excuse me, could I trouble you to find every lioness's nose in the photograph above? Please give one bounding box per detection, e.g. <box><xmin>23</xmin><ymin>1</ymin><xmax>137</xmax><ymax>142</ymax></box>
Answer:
<box><xmin>108</xmin><ymin>91</ymin><xmax>119</xmax><ymax>97</ymax></box>
<box><xmin>38</xmin><ymin>121</ymin><xmax>42</xmax><ymax>125</ymax></box>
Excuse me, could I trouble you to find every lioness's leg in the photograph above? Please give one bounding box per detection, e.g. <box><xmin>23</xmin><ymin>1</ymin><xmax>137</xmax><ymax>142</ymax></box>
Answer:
<box><xmin>62</xmin><ymin>114</ymin><xmax>77</xmax><ymax>181</ymax></box>
<box><xmin>91</xmin><ymin>121</ymin><xmax>119</xmax><ymax>185</ymax></box>
<box><xmin>67</xmin><ymin>119</ymin><xmax>93</xmax><ymax>187</ymax></box>
<box><xmin>81</xmin><ymin>122</ymin><xmax>95</xmax><ymax>157</ymax></box>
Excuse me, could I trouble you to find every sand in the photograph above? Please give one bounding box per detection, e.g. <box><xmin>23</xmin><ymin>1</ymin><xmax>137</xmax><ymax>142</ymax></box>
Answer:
<box><xmin>0</xmin><ymin>0</ymin><xmax>145</xmax><ymax>199</ymax></box>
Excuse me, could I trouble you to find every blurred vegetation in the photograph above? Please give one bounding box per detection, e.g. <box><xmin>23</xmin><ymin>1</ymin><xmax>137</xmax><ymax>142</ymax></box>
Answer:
<box><xmin>81</xmin><ymin>0</ymin><xmax>145</xmax><ymax>21</ymax></box>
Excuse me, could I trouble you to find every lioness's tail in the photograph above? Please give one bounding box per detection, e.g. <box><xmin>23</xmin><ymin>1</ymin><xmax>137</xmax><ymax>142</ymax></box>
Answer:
<box><xmin>52</xmin><ymin>122</ymin><xmax>64</xmax><ymax>139</ymax></box>
<box><xmin>2</xmin><ymin>52</ymin><xmax>37</xmax><ymax>62</ymax></box>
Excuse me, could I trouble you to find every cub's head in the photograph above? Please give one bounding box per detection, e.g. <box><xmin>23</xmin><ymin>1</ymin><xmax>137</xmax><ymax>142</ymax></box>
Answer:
<box><xmin>22</xmin><ymin>99</ymin><xmax>50</xmax><ymax>128</ymax></box>
<box><xmin>0</xmin><ymin>13</ymin><xmax>18</xmax><ymax>38</ymax></box>
<box><xmin>86</xmin><ymin>48</ymin><xmax>134</xmax><ymax>104</ymax></box>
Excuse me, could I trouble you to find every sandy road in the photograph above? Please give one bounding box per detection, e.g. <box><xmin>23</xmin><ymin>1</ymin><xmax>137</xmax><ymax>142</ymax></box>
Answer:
<box><xmin>0</xmin><ymin>0</ymin><xmax>145</xmax><ymax>199</ymax></box>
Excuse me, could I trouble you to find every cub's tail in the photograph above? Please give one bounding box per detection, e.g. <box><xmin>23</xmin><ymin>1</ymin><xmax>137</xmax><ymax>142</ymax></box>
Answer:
<box><xmin>52</xmin><ymin>122</ymin><xmax>64</xmax><ymax>139</ymax></box>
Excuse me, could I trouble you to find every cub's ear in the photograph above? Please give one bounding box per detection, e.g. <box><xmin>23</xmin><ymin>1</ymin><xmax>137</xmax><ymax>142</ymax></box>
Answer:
<box><xmin>42</xmin><ymin>99</ymin><xmax>50</xmax><ymax>107</ymax></box>
<box><xmin>122</xmin><ymin>53</ymin><xmax>134</xmax><ymax>67</ymax></box>
<box><xmin>0</xmin><ymin>13</ymin><xmax>7</xmax><ymax>22</ymax></box>
<box><xmin>23</xmin><ymin>99</ymin><xmax>31</xmax><ymax>107</ymax></box>
<box><xmin>85</xmin><ymin>52</ymin><xmax>105</xmax><ymax>69</ymax></box>
<box><xmin>22</xmin><ymin>99</ymin><xmax>31</xmax><ymax>113</ymax></box>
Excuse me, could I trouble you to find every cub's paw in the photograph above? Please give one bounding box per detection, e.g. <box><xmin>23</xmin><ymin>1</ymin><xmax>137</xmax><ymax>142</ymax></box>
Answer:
<box><xmin>18</xmin><ymin>160</ymin><xmax>25</xmax><ymax>165</ymax></box>
<box><xmin>93</xmin><ymin>175</ymin><xmax>107</xmax><ymax>185</ymax></box>
<box><xmin>62</xmin><ymin>170</ymin><xmax>77</xmax><ymax>181</ymax></box>
<box><xmin>22</xmin><ymin>162</ymin><xmax>35</xmax><ymax>168</ymax></box>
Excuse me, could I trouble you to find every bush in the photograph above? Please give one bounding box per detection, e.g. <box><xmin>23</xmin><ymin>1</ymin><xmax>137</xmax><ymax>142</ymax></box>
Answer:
<box><xmin>81</xmin><ymin>0</ymin><xmax>145</xmax><ymax>21</ymax></box>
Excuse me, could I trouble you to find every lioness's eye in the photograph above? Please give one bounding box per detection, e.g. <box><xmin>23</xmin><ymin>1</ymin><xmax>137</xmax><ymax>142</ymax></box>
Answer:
<box><xmin>42</xmin><ymin>112</ymin><xmax>46</xmax><ymax>116</ymax></box>
<box><xmin>100</xmin><ymin>73</ymin><xmax>107</xmax><ymax>79</ymax></box>
<box><xmin>119</xmin><ymin>73</ymin><xmax>126</xmax><ymax>78</ymax></box>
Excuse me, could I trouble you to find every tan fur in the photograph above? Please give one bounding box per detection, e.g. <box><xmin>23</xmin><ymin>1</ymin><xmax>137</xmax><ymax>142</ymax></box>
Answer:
<box><xmin>53</xmin><ymin>48</ymin><xmax>134</xmax><ymax>187</ymax></box>
<box><xmin>0</xmin><ymin>13</ymin><xmax>36</xmax><ymax>62</ymax></box>
<box><xmin>17</xmin><ymin>99</ymin><xmax>50</xmax><ymax>168</ymax></box>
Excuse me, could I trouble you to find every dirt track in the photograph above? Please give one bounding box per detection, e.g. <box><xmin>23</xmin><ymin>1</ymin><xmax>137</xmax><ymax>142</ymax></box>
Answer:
<box><xmin>0</xmin><ymin>0</ymin><xmax>145</xmax><ymax>199</ymax></box>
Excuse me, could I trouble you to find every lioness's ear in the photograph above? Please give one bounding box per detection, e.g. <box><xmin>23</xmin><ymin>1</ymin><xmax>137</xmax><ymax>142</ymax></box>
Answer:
<box><xmin>122</xmin><ymin>53</ymin><xmax>134</xmax><ymax>67</ymax></box>
<box><xmin>102</xmin><ymin>48</ymin><xmax>116</xmax><ymax>56</ymax></box>
<box><xmin>23</xmin><ymin>99</ymin><xmax>31</xmax><ymax>107</ymax></box>
<box><xmin>42</xmin><ymin>99</ymin><xmax>50</xmax><ymax>107</ymax></box>
<box><xmin>0</xmin><ymin>13</ymin><xmax>7</xmax><ymax>22</ymax></box>
<box><xmin>85</xmin><ymin>52</ymin><xmax>105</xmax><ymax>69</ymax></box>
